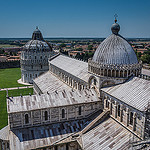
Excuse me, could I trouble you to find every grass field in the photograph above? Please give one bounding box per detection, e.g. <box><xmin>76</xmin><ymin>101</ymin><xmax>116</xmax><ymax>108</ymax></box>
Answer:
<box><xmin>0</xmin><ymin>44</ymin><xmax>19</xmax><ymax>48</ymax></box>
<box><xmin>0</xmin><ymin>68</ymin><xmax>26</xmax><ymax>89</ymax></box>
<box><xmin>0</xmin><ymin>88</ymin><xmax>33</xmax><ymax>129</ymax></box>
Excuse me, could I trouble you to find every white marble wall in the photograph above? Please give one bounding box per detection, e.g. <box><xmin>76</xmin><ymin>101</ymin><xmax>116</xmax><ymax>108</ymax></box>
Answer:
<box><xmin>8</xmin><ymin>101</ymin><xmax>102</xmax><ymax>129</ymax></box>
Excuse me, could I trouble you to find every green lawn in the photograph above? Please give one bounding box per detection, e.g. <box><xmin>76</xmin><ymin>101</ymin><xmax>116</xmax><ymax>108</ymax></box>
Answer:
<box><xmin>0</xmin><ymin>88</ymin><xmax>33</xmax><ymax>129</ymax></box>
<box><xmin>0</xmin><ymin>44</ymin><xmax>19</xmax><ymax>48</ymax></box>
<box><xmin>0</xmin><ymin>68</ymin><xmax>26</xmax><ymax>89</ymax></box>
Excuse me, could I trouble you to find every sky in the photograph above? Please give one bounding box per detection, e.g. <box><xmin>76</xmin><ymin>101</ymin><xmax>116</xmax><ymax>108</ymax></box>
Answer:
<box><xmin>0</xmin><ymin>0</ymin><xmax>150</xmax><ymax>38</ymax></box>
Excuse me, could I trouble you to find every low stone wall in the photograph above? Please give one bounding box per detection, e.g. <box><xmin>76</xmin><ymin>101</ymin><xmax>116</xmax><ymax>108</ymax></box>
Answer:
<box><xmin>0</xmin><ymin>60</ymin><xmax>20</xmax><ymax>69</ymax></box>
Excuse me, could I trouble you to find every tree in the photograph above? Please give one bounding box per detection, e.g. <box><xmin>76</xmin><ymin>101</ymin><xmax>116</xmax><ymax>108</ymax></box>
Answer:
<box><xmin>75</xmin><ymin>53</ymin><xmax>82</xmax><ymax>59</ymax></box>
<box><xmin>88</xmin><ymin>45</ymin><xmax>93</xmax><ymax>50</ymax></box>
<box><xmin>141</xmin><ymin>54</ymin><xmax>150</xmax><ymax>64</ymax></box>
<box><xmin>59</xmin><ymin>43</ymin><xmax>66</xmax><ymax>48</ymax></box>
<box><xmin>76</xmin><ymin>48</ymin><xmax>83</xmax><ymax>51</ymax></box>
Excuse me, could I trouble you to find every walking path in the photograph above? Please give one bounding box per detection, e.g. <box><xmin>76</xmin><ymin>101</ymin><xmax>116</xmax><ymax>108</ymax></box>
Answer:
<box><xmin>0</xmin><ymin>86</ymin><xmax>33</xmax><ymax>91</ymax></box>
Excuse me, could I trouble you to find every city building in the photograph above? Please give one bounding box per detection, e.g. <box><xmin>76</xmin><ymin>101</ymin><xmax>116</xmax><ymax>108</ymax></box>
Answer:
<box><xmin>1</xmin><ymin>19</ymin><xmax>150</xmax><ymax>150</ymax></box>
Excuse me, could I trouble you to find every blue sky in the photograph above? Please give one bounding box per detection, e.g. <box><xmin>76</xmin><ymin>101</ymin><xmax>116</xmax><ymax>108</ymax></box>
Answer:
<box><xmin>0</xmin><ymin>0</ymin><xmax>150</xmax><ymax>38</ymax></box>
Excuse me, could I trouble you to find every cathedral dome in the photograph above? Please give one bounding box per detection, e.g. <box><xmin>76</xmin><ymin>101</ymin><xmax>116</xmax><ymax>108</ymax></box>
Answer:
<box><xmin>92</xmin><ymin>22</ymin><xmax>138</xmax><ymax>65</ymax></box>
<box><xmin>23</xmin><ymin>27</ymin><xmax>52</xmax><ymax>51</ymax></box>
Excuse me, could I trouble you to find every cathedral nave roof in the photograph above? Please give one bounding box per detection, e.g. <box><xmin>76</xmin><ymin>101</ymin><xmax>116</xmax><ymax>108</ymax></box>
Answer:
<box><xmin>50</xmin><ymin>55</ymin><xmax>90</xmax><ymax>83</ymax></box>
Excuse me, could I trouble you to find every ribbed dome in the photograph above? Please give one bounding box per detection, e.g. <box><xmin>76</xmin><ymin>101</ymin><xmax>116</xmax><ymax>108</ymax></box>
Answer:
<box><xmin>32</xmin><ymin>27</ymin><xmax>44</xmax><ymax>40</ymax></box>
<box><xmin>23</xmin><ymin>40</ymin><xmax>52</xmax><ymax>51</ymax></box>
<box><xmin>23</xmin><ymin>27</ymin><xmax>52</xmax><ymax>51</ymax></box>
<box><xmin>92</xmin><ymin>23</ymin><xmax>138</xmax><ymax>65</ymax></box>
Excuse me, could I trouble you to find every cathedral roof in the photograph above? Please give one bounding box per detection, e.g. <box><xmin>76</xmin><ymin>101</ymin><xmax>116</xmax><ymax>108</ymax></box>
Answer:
<box><xmin>92</xmin><ymin>20</ymin><xmax>138</xmax><ymax>65</ymax></box>
<box><xmin>101</xmin><ymin>77</ymin><xmax>150</xmax><ymax>111</ymax></box>
<box><xmin>50</xmin><ymin>55</ymin><xmax>90</xmax><ymax>83</ymax></box>
<box><xmin>7</xmin><ymin>89</ymin><xmax>98</xmax><ymax>113</ymax></box>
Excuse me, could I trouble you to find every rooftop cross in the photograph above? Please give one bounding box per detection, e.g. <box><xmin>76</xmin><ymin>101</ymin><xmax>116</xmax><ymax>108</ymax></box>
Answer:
<box><xmin>114</xmin><ymin>14</ymin><xmax>118</xmax><ymax>23</ymax></box>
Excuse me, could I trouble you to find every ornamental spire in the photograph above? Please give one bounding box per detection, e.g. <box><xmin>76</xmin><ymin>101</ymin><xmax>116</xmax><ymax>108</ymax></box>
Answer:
<box><xmin>111</xmin><ymin>14</ymin><xmax>120</xmax><ymax>34</ymax></box>
<box><xmin>114</xmin><ymin>14</ymin><xmax>118</xmax><ymax>23</ymax></box>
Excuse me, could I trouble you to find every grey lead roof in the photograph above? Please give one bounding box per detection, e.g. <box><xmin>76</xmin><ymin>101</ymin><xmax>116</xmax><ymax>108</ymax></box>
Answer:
<box><xmin>101</xmin><ymin>77</ymin><xmax>150</xmax><ymax>111</ymax></box>
<box><xmin>34</xmin><ymin>71</ymin><xmax>71</xmax><ymax>93</ymax></box>
<box><xmin>82</xmin><ymin>118</ymin><xmax>138</xmax><ymax>150</ymax></box>
<box><xmin>0</xmin><ymin>125</ymin><xmax>9</xmax><ymax>141</ymax></box>
<box><xmin>92</xmin><ymin>26</ymin><xmax>138</xmax><ymax>65</ymax></box>
<box><xmin>7</xmin><ymin>89</ymin><xmax>99</xmax><ymax>113</ymax></box>
<box><xmin>9</xmin><ymin>119</ymin><xmax>90</xmax><ymax>150</ymax></box>
<box><xmin>50</xmin><ymin>55</ymin><xmax>90</xmax><ymax>83</ymax></box>
<box><xmin>23</xmin><ymin>40</ymin><xmax>51</xmax><ymax>51</ymax></box>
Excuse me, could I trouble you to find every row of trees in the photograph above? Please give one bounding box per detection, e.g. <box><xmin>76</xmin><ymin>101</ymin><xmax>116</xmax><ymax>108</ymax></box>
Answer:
<box><xmin>75</xmin><ymin>52</ymin><xmax>94</xmax><ymax>61</ymax></box>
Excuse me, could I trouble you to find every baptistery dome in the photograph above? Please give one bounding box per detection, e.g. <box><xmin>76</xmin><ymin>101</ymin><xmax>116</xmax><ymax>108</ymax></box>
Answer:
<box><xmin>92</xmin><ymin>23</ymin><xmax>138</xmax><ymax>65</ymax></box>
<box><xmin>23</xmin><ymin>27</ymin><xmax>52</xmax><ymax>52</ymax></box>
<box><xmin>21</xmin><ymin>27</ymin><xmax>55</xmax><ymax>84</ymax></box>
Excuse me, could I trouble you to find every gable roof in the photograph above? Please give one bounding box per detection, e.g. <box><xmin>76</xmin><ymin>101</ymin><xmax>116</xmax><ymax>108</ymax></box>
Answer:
<box><xmin>101</xmin><ymin>77</ymin><xmax>150</xmax><ymax>111</ymax></box>
<box><xmin>50</xmin><ymin>55</ymin><xmax>90</xmax><ymax>83</ymax></box>
<box><xmin>34</xmin><ymin>71</ymin><xmax>71</xmax><ymax>94</ymax></box>
<box><xmin>7</xmin><ymin>89</ymin><xmax>99</xmax><ymax>113</ymax></box>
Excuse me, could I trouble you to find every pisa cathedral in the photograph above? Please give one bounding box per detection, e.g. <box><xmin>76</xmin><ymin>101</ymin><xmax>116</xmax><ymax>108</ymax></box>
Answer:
<box><xmin>1</xmin><ymin>20</ymin><xmax>150</xmax><ymax>150</ymax></box>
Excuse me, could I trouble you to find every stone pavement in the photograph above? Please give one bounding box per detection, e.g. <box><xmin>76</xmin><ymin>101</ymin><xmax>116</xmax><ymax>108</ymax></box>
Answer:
<box><xmin>0</xmin><ymin>86</ymin><xmax>33</xmax><ymax>91</ymax></box>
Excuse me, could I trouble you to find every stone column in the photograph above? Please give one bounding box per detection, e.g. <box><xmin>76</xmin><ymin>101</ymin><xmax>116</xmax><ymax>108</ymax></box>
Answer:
<box><xmin>123</xmin><ymin>70</ymin><xmax>125</xmax><ymax>78</ymax></box>
<box><xmin>103</xmin><ymin>96</ymin><xmax>107</xmax><ymax>110</ymax></box>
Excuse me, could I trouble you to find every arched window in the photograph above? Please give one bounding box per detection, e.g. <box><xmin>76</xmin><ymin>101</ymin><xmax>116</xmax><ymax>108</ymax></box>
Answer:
<box><xmin>40</xmin><ymin>56</ymin><xmax>42</xmax><ymax>59</ymax></box>
<box><xmin>62</xmin><ymin>109</ymin><xmax>65</xmax><ymax>118</ymax></box>
<box><xmin>108</xmin><ymin>70</ymin><xmax>111</xmax><ymax>77</ymax></box>
<box><xmin>35</xmin><ymin>56</ymin><xmax>36</xmax><ymax>59</ymax></box>
<box><xmin>130</xmin><ymin>112</ymin><xmax>133</xmax><ymax>125</ymax></box>
<box><xmin>44</xmin><ymin>111</ymin><xmax>48</xmax><ymax>121</ymax></box>
<box><xmin>116</xmin><ymin>70</ymin><xmax>119</xmax><ymax>77</ymax></box>
<box><xmin>79</xmin><ymin>106</ymin><xmax>82</xmax><ymax>115</ymax></box>
<box><xmin>94</xmin><ymin>79</ymin><xmax>96</xmax><ymax>85</ymax></box>
<box><xmin>25</xmin><ymin>114</ymin><xmax>29</xmax><ymax>124</ymax></box>
<box><xmin>41</xmin><ymin>65</ymin><xmax>43</xmax><ymax>69</ymax></box>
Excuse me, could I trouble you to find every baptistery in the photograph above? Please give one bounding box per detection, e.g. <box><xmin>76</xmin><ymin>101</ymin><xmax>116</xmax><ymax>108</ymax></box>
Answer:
<box><xmin>88</xmin><ymin>19</ymin><xmax>142</xmax><ymax>88</ymax></box>
<box><xmin>21</xmin><ymin>27</ymin><xmax>54</xmax><ymax>83</ymax></box>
